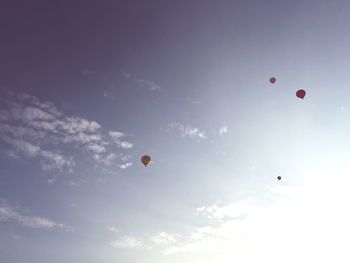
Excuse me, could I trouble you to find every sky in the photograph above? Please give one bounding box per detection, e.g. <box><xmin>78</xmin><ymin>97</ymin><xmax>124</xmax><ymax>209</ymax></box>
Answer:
<box><xmin>1</xmin><ymin>1</ymin><xmax>350</xmax><ymax>262</ymax></box>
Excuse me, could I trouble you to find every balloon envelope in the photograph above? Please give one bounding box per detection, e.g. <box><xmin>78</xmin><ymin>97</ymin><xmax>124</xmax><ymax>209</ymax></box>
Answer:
<box><xmin>141</xmin><ymin>155</ymin><xmax>151</xmax><ymax>166</ymax></box>
<box><xmin>269</xmin><ymin>77</ymin><xmax>276</xmax><ymax>84</ymax></box>
<box><xmin>296</xmin><ymin>89</ymin><xmax>306</xmax><ymax>99</ymax></box>
<box><xmin>277</xmin><ymin>176</ymin><xmax>281</xmax><ymax>180</ymax></box>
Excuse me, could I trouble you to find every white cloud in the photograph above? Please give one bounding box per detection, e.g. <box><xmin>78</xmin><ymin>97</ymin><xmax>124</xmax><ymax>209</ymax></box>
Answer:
<box><xmin>116</xmin><ymin>141</ymin><xmax>133</xmax><ymax>149</ymax></box>
<box><xmin>108</xmin><ymin>226</ymin><xmax>120</xmax><ymax>233</ymax></box>
<box><xmin>0</xmin><ymin>135</ymin><xmax>74</xmax><ymax>172</ymax></box>
<box><xmin>120</xmin><ymin>162</ymin><xmax>132</xmax><ymax>169</ymax></box>
<box><xmin>109</xmin><ymin>159</ymin><xmax>350</xmax><ymax>262</ymax></box>
<box><xmin>0</xmin><ymin>90</ymin><xmax>134</xmax><ymax>176</ymax></box>
<box><xmin>22</xmin><ymin>106</ymin><xmax>55</xmax><ymax>121</ymax></box>
<box><xmin>184</xmin><ymin>127</ymin><xmax>206</xmax><ymax>139</ymax></box>
<box><xmin>109</xmin><ymin>131</ymin><xmax>125</xmax><ymax>139</ymax></box>
<box><xmin>67</xmin><ymin>181</ymin><xmax>80</xmax><ymax>187</ymax></box>
<box><xmin>98</xmin><ymin>153</ymin><xmax>117</xmax><ymax>166</ymax></box>
<box><xmin>109</xmin><ymin>131</ymin><xmax>133</xmax><ymax>149</ymax></box>
<box><xmin>195</xmin><ymin>201</ymin><xmax>253</xmax><ymax>220</ymax></box>
<box><xmin>47</xmin><ymin>178</ymin><xmax>57</xmax><ymax>185</ymax></box>
<box><xmin>151</xmin><ymin>232</ymin><xmax>177</xmax><ymax>245</ymax></box>
<box><xmin>159</xmin><ymin>161</ymin><xmax>350</xmax><ymax>262</ymax></box>
<box><xmin>39</xmin><ymin>150</ymin><xmax>75</xmax><ymax>172</ymax></box>
<box><xmin>121</xmin><ymin>70</ymin><xmax>131</xmax><ymax>79</ymax></box>
<box><xmin>144</xmin><ymin>80</ymin><xmax>161</xmax><ymax>91</ymax></box>
<box><xmin>15</xmin><ymin>93</ymin><xmax>62</xmax><ymax>117</ymax></box>
<box><xmin>219</xmin><ymin>126</ymin><xmax>228</xmax><ymax>135</ymax></box>
<box><xmin>110</xmin><ymin>236</ymin><xmax>143</xmax><ymax>249</ymax></box>
<box><xmin>136</xmin><ymin>78</ymin><xmax>160</xmax><ymax>91</ymax></box>
<box><xmin>86</xmin><ymin>143</ymin><xmax>106</xmax><ymax>154</ymax></box>
<box><xmin>122</xmin><ymin>71</ymin><xmax>160</xmax><ymax>91</ymax></box>
<box><xmin>0</xmin><ymin>199</ymin><xmax>65</xmax><ymax>230</ymax></box>
<box><xmin>59</xmin><ymin>116</ymin><xmax>100</xmax><ymax>134</ymax></box>
<box><xmin>20</xmin><ymin>216</ymin><xmax>63</xmax><ymax>229</ymax></box>
<box><xmin>121</xmin><ymin>154</ymin><xmax>132</xmax><ymax>162</ymax></box>
<box><xmin>102</xmin><ymin>154</ymin><xmax>350</xmax><ymax>262</ymax></box>
<box><xmin>108</xmin><ymin>232</ymin><xmax>177</xmax><ymax>252</ymax></box>
<box><xmin>169</xmin><ymin>122</ymin><xmax>206</xmax><ymax>139</ymax></box>
<box><xmin>70</xmin><ymin>203</ymin><xmax>80</xmax><ymax>209</ymax></box>
<box><xmin>14</xmin><ymin>140</ymin><xmax>41</xmax><ymax>158</ymax></box>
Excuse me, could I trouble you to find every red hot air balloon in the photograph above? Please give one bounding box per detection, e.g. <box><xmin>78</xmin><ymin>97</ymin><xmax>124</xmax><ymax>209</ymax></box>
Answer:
<box><xmin>296</xmin><ymin>89</ymin><xmax>306</xmax><ymax>99</ymax></box>
<box><xmin>269</xmin><ymin>77</ymin><xmax>276</xmax><ymax>84</ymax></box>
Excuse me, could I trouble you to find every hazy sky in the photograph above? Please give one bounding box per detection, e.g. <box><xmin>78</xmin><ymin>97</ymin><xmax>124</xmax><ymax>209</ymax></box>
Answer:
<box><xmin>1</xmin><ymin>1</ymin><xmax>350</xmax><ymax>262</ymax></box>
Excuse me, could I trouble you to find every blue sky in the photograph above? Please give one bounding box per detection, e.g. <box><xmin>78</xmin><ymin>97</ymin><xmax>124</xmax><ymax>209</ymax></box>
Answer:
<box><xmin>1</xmin><ymin>1</ymin><xmax>350</xmax><ymax>262</ymax></box>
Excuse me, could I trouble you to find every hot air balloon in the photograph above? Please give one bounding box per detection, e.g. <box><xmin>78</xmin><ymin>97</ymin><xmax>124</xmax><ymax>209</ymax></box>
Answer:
<box><xmin>296</xmin><ymin>89</ymin><xmax>306</xmax><ymax>99</ymax></box>
<box><xmin>269</xmin><ymin>77</ymin><xmax>276</xmax><ymax>84</ymax></box>
<box><xmin>141</xmin><ymin>155</ymin><xmax>151</xmax><ymax>167</ymax></box>
<box><xmin>277</xmin><ymin>176</ymin><xmax>281</xmax><ymax>181</ymax></box>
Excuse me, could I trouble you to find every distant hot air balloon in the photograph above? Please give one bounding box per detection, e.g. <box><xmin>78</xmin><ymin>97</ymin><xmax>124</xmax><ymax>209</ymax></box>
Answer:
<box><xmin>141</xmin><ymin>155</ymin><xmax>151</xmax><ymax>167</ymax></box>
<box><xmin>277</xmin><ymin>176</ymin><xmax>281</xmax><ymax>181</ymax></box>
<box><xmin>269</xmin><ymin>77</ymin><xmax>276</xmax><ymax>84</ymax></box>
<box><xmin>296</xmin><ymin>89</ymin><xmax>306</xmax><ymax>99</ymax></box>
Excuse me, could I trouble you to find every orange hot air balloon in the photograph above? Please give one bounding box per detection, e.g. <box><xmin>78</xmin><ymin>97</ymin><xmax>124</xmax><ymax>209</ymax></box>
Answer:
<box><xmin>269</xmin><ymin>77</ymin><xmax>276</xmax><ymax>84</ymax></box>
<box><xmin>141</xmin><ymin>155</ymin><xmax>151</xmax><ymax>167</ymax></box>
<box><xmin>296</xmin><ymin>89</ymin><xmax>306</xmax><ymax>99</ymax></box>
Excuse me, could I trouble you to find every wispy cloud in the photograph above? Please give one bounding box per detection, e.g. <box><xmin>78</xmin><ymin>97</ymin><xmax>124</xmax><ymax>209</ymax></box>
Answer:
<box><xmin>110</xmin><ymin>232</ymin><xmax>177</xmax><ymax>251</ymax></box>
<box><xmin>108</xmin><ymin>226</ymin><xmax>120</xmax><ymax>233</ymax></box>
<box><xmin>0</xmin><ymin>199</ymin><xmax>66</xmax><ymax>230</ymax></box>
<box><xmin>86</xmin><ymin>143</ymin><xmax>106</xmax><ymax>154</ymax></box>
<box><xmin>109</xmin><ymin>131</ymin><xmax>133</xmax><ymax>149</ymax></box>
<box><xmin>110</xmin><ymin>236</ymin><xmax>143</xmax><ymax>249</ymax></box>
<box><xmin>116</xmin><ymin>141</ymin><xmax>133</xmax><ymax>149</ymax></box>
<box><xmin>150</xmin><ymin>232</ymin><xmax>177</xmax><ymax>245</ymax></box>
<box><xmin>137</xmin><ymin>79</ymin><xmax>160</xmax><ymax>91</ymax></box>
<box><xmin>0</xmin><ymin>90</ymin><xmax>134</xmax><ymax>176</ymax></box>
<box><xmin>119</xmin><ymin>162</ymin><xmax>132</xmax><ymax>169</ymax></box>
<box><xmin>70</xmin><ymin>203</ymin><xmax>80</xmax><ymax>209</ymax></box>
<box><xmin>196</xmin><ymin>201</ymin><xmax>251</xmax><ymax>220</ymax></box>
<box><xmin>81</xmin><ymin>68</ymin><xmax>96</xmax><ymax>76</ymax></box>
<box><xmin>0</xmin><ymin>135</ymin><xmax>74</xmax><ymax>172</ymax></box>
<box><xmin>109</xmin><ymin>161</ymin><xmax>350</xmax><ymax>262</ymax></box>
<box><xmin>161</xmin><ymin>164</ymin><xmax>350</xmax><ymax>261</ymax></box>
<box><xmin>122</xmin><ymin>71</ymin><xmax>160</xmax><ymax>91</ymax></box>
<box><xmin>109</xmin><ymin>131</ymin><xmax>125</xmax><ymax>139</ymax></box>
<box><xmin>169</xmin><ymin>122</ymin><xmax>206</xmax><ymax>139</ymax></box>
<box><xmin>219</xmin><ymin>126</ymin><xmax>228</xmax><ymax>135</ymax></box>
